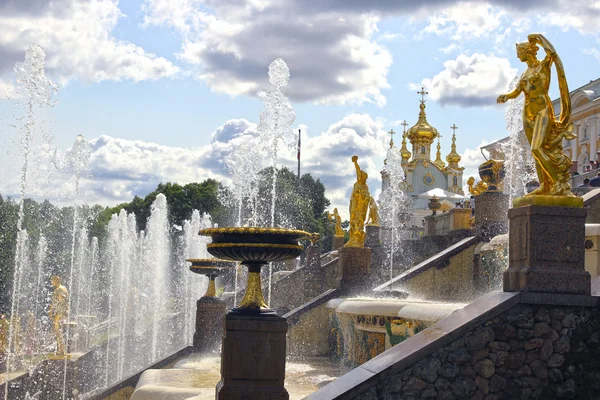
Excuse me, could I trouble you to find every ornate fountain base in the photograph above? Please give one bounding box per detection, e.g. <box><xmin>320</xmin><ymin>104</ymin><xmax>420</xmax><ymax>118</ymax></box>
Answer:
<box><xmin>503</xmin><ymin>205</ymin><xmax>591</xmax><ymax>295</ymax></box>
<box><xmin>193</xmin><ymin>297</ymin><xmax>227</xmax><ymax>352</ymax></box>
<box><xmin>217</xmin><ymin>313</ymin><xmax>289</xmax><ymax>400</ymax></box>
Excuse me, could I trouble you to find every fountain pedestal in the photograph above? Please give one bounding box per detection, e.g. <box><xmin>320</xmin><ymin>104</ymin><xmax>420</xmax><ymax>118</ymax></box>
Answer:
<box><xmin>474</xmin><ymin>192</ymin><xmax>509</xmax><ymax>241</ymax></box>
<box><xmin>503</xmin><ymin>205</ymin><xmax>591</xmax><ymax>295</ymax></box>
<box><xmin>333</xmin><ymin>236</ymin><xmax>344</xmax><ymax>250</ymax></box>
<box><xmin>339</xmin><ymin>246</ymin><xmax>371</xmax><ymax>293</ymax></box>
<box><xmin>188</xmin><ymin>259</ymin><xmax>237</xmax><ymax>352</ymax></box>
<box><xmin>194</xmin><ymin>298</ymin><xmax>226</xmax><ymax>352</ymax></box>
<box><xmin>217</xmin><ymin>314</ymin><xmax>288</xmax><ymax>400</ymax></box>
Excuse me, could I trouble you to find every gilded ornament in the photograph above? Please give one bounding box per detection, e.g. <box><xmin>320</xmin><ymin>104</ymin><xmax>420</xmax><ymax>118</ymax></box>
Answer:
<box><xmin>497</xmin><ymin>34</ymin><xmax>581</xmax><ymax>206</ymax></box>
<box><xmin>345</xmin><ymin>156</ymin><xmax>371</xmax><ymax>247</ymax></box>
<box><xmin>467</xmin><ymin>176</ymin><xmax>488</xmax><ymax>196</ymax></box>
<box><xmin>366</xmin><ymin>196</ymin><xmax>380</xmax><ymax>226</ymax></box>
<box><xmin>423</xmin><ymin>171</ymin><xmax>435</xmax><ymax>186</ymax></box>
<box><xmin>327</xmin><ymin>208</ymin><xmax>345</xmax><ymax>238</ymax></box>
<box><xmin>48</xmin><ymin>275</ymin><xmax>68</xmax><ymax>355</ymax></box>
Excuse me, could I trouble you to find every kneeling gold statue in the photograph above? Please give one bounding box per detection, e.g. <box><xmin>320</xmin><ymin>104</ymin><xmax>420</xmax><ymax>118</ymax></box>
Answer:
<box><xmin>497</xmin><ymin>33</ymin><xmax>579</xmax><ymax>206</ymax></box>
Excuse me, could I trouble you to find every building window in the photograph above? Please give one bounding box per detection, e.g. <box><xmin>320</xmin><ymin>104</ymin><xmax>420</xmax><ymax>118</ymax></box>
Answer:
<box><xmin>453</xmin><ymin>176</ymin><xmax>458</xmax><ymax>186</ymax></box>
<box><xmin>421</xmin><ymin>146</ymin><xmax>426</xmax><ymax>154</ymax></box>
<box><xmin>584</xmin><ymin>127</ymin><xmax>589</xmax><ymax>141</ymax></box>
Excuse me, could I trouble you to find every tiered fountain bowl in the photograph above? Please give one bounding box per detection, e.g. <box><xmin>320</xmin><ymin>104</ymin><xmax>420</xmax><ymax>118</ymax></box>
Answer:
<box><xmin>199</xmin><ymin>227</ymin><xmax>310</xmax><ymax>316</ymax></box>
<box><xmin>187</xmin><ymin>258</ymin><xmax>238</xmax><ymax>300</ymax></box>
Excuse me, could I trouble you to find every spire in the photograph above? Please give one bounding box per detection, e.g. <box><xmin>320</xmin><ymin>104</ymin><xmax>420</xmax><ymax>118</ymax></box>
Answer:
<box><xmin>446</xmin><ymin>124</ymin><xmax>462</xmax><ymax>167</ymax></box>
<box><xmin>434</xmin><ymin>135</ymin><xmax>446</xmax><ymax>169</ymax></box>
<box><xmin>407</xmin><ymin>87</ymin><xmax>439</xmax><ymax>161</ymax></box>
<box><xmin>388</xmin><ymin>128</ymin><xmax>396</xmax><ymax>149</ymax></box>
<box><xmin>399</xmin><ymin>120</ymin><xmax>411</xmax><ymax>161</ymax></box>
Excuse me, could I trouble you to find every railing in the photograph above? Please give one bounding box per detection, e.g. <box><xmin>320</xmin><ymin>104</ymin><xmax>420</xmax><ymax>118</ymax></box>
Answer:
<box><xmin>424</xmin><ymin>208</ymin><xmax>472</xmax><ymax>236</ymax></box>
<box><xmin>572</xmin><ymin>169</ymin><xmax>599</xmax><ymax>187</ymax></box>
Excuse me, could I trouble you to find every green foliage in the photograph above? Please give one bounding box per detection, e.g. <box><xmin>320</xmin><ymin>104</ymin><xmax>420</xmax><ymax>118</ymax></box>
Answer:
<box><xmin>0</xmin><ymin>172</ymin><xmax>331</xmax><ymax>313</ymax></box>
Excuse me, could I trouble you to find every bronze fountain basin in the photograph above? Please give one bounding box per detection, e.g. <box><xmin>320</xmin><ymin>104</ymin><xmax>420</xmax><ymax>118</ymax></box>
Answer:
<box><xmin>199</xmin><ymin>227</ymin><xmax>310</xmax><ymax>316</ymax></box>
<box><xmin>187</xmin><ymin>258</ymin><xmax>237</xmax><ymax>299</ymax></box>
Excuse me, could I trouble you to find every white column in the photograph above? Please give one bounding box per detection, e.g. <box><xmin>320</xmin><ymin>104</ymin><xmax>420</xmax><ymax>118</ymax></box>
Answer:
<box><xmin>573</xmin><ymin>123</ymin><xmax>580</xmax><ymax>167</ymax></box>
<box><xmin>592</xmin><ymin>117</ymin><xmax>599</xmax><ymax>162</ymax></box>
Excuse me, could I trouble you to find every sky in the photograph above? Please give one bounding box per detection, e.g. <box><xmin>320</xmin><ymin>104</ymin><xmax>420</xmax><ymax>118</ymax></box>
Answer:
<box><xmin>1</xmin><ymin>0</ymin><xmax>600</xmax><ymax>219</ymax></box>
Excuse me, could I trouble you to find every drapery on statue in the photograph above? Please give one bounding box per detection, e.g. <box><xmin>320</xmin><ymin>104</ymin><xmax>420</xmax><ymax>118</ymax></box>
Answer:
<box><xmin>366</xmin><ymin>196</ymin><xmax>380</xmax><ymax>226</ymax></box>
<box><xmin>48</xmin><ymin>275</ymin><xmax>69</xmax><ymax>354</ymax></box>
<box><xmin>346</xmin><ymin>156</ymin><xmax>371</xmax><ymax>247</ymax></box>
<box><xmin>327</xmin><ymin>208</ymin><xmax>345</xmax><ymax>237</ymax></box>
<box><xmin>497</xmin><ymin>33</ymin><xmax>576</xmax><ymax>199</ymax></box>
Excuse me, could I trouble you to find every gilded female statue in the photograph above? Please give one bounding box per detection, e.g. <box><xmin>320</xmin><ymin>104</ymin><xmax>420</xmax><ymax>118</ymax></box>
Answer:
<box><xmin>327</xmin><ymin>208</ymin><xmax>345</xmax><ymax>237</ymax></box>
<box><xmin>497</xmin><ymin>33</ymin><xmax>575</xmax><ymax>197</ymax></box>
<box><xmin>346</xmin><ymin>156</ymin><xmax>371</xmax><ymax>247</ymax></box>
<box><xmin>366</xmin><ymin>196</ymin><xmax>380</xmax><ymax>226</ymax></box>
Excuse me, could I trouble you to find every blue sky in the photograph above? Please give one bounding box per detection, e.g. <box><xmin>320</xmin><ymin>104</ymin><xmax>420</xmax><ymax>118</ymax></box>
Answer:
<box><xmin>0</xmin><ymin>0</ymin><xmax>599</xmax><ymax>215</ymax></box>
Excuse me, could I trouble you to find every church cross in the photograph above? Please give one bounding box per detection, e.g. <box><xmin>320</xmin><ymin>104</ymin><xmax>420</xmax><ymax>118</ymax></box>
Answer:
<box><xmin>400</xmin><ymin>120</ymin><xmax>409</xmax><ymax>135</ymax></box>
<box><xmin>388</xmin><ymin>129</ymin><xmax>396</xmax><ymax>148</ymax></box>
<box><xmin>417</xmin><ymin>87</ymin><xmax>428</xmax><ymax>103</ymax></box>
<box><xmin>450</xmin><ymin>124</ymin><xmax>458</xmax><ymax>136</ymax></box>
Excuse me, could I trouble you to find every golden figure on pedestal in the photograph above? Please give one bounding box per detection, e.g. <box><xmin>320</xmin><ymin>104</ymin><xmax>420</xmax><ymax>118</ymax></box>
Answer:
<box><xmin>497</xmin><ymin>33</ymin><xmax>579</xmax><ymax>206</ymax></box>
<box><xmin>367</xmin><ymin>196</ymin><xmax>380</xmax><ymax>226</ymax></box>
<box><xmin>48</xmin><ymin>275</ymin><xmax>69</xmax><ymax>355</ymax></box>
<box><xmin>346</xmin><ymin>156</ymin><xmax>371</xmax><ymax>247</ymax></box>
<box><xmin>327</xmin><ymin>208</ymin><xmax>345</xmax><ymax>237</ymax></box>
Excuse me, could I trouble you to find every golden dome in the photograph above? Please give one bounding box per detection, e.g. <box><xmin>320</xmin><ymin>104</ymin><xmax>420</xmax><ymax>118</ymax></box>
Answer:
<box><xmin>407</xmin><ymin>102</ymin><xmax>439</xmax><ymax>144</ymax></box>
<box><xmin>400</xmin><ymin>135</ymin><xmax>411</xmax><ymax>161</ymax></box>
<box><xmin>446</xmin><ymin>132</ymin><xmax>461</xmax><ymax>165</ymax></box>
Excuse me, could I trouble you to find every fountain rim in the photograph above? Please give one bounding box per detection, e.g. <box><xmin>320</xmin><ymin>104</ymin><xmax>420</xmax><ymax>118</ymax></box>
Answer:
<box><xmin>198</xmin><ymin>226</ymin><xmax>311</xmax><ymax>239</ymax></box>
<box><xmin>186</xmin><ymin>258</ymin><xmax>238</xmax><ymax>268</ymax></box>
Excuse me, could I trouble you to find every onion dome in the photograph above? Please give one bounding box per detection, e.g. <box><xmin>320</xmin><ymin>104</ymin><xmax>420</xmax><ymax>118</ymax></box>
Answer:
<box><xmin>407</xmin><ymin>102</ymin><xmax>439</xmax><ymax>145</ymax></box>
<box><xmin>446</xmin><ymin>132</ymin><xmax>462</xmax><ymax>166</ymax></box>
<box><xmin>433</xmin><ymin>137</ymin><xmax>446</xmax><ymax>169</ymax></box>
<box><xmin>400</xmin><ymin>134</ymin><xmax>411</xmax><ymax>161</ymax></box>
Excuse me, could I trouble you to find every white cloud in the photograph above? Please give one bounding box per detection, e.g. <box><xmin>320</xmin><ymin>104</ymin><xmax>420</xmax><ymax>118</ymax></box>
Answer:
<box><xmin>142</xmin><ymin>0</ymin><xmax>392</xmax><ymax>106</ymax></box>
<box><xmin>583</xmin><ymin>47</ymin><xmax>600</xmax><ymax>62</ymax></box>
<box><xmin>0</xmin><ymin>114</ymin><xmax>388</xmax><ymax>220</ymax></box>
<box><xmin>418</xmin><ymin>53</ymin><xmax>517</xmax><ymax>107</ymax></box>
<box><xmin>424</xmin><ymin>3</ymin><xmax>505</xmax><ymax>41</ymax></box>
<box><xmin>439</xmin><ymin>43</ymin><xmax>460</xmax><ymax>55</ymax></box>
<box><xmin>377</xmin><ymin>31</ymin><xmax>405</xmax><ymax>42</ymax></box>
<box><xmin>0</xmin><ymin>0</ymin><xmax>178</xmax><ymax>87</ymax></box>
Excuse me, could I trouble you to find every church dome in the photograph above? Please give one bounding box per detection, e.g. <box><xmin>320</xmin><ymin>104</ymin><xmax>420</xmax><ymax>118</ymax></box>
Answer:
<box><xmin>400</xmin><ymin>135</ymin><xmax>411</xmax><ymax>160</ymax></box>
<box><xmin>407</xmin><ymin>103</ymin><xmax>438</xmax><ymax>144</ymax></box>
<box><xmin>446</xmin><ymin>132</ymin><xmax>461</xmax><ymax>164</ymax></box>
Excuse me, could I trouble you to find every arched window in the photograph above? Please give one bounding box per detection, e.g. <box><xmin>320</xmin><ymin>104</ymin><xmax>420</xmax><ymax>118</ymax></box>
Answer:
<box><xmin>453</xmin><ymin>176</ymin><xmax>458</xmax><ymax>186</ymax></box>
<box><xmin>421</xmin><ymin>146</ymin><xmax>426</xmax><ymax>154</ymax></box>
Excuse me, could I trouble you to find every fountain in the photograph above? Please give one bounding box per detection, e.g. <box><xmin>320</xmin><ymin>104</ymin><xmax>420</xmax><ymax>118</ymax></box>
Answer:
<box><xmin>200</xmin><ymin>226</ymin><xmax>309</xmax><ymax>399</ymax></box>
<box><xmin>186</xmin><ymin>258</ymin><xmax>236</xmax><ymax>352</ymax></box>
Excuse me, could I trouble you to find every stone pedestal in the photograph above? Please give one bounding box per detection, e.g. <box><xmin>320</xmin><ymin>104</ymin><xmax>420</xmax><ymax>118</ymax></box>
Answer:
<box><xmin>193</xmin><ymin>297</ymin><xmax>227</xmax><ymax>352</ymax></box>
<box><xmin>503</xmin><ymin>205</ymin><xmax>591</xmax><ymax>295</ymax></box>
<box><xmin>424</xmin><ymin>215</ymin><xmax>436</xmax><ymax>236</ymax></box>
<box><xmin>364</xmin><ymin>225</ymin><xmax>381</xmax><ymax>248</ymax></box>
<box><xmin>339</xmin><ymin>246</ymin><xmax>372</xmax><ymax>293</ymax></box>
<box><xmin>475</xmin><ymin>192</ymin><xmax>509</xmax><ymax>241</ymax></box>
<box><xmin>303</xmin><ymin>245</ymin><xmax>324</xmax><ymax>294</ymax></box>
<box><xmin>217</xmin><ymin>314</ymin><xmax>289</xmax><ymax>400</ymax></box>
<box><xmin>38</xmin><ymin>359</ymin><xmax>76</xmax><ymax>398</ymax></box>
<box><xmin>333</xmin><ymin>236</ymin><xmax>345</xmax><ymax>250</ymax></box>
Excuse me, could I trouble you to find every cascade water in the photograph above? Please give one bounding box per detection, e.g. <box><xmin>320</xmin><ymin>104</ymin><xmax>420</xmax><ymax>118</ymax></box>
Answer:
<box><xmin>379</xmin><ymin>146</ymin><xmax>409</xmax><ymax>285</ymax></box>
<box><xmin>5</xmin><ymin>44</ymin><xmax>57</xmax><ymax>400</ymax></box>
<box><xmin>501</xmin><ymin>76</ymin><xmax>536</xmax><ymax>203</ymax></box>
<box><xmin>257</xmin><ymin>58</ymin><xmax>296</xmax><ymax>305</ymax></box>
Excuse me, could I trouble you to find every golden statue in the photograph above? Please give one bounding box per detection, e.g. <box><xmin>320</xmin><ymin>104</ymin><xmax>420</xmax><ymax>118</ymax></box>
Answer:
<box><xmin>346</xmin><ymin>156</ymin><xmax>371</xmax><ymax>247</ymax></box>
<box><xmin>48</xmin><ymin>275</ymin><xmax>69</xmax><ymax>354</ymax></box>
<box><xmin>0</xmin><ymin>314</ymin><xmax>8</xmax><ymax>358</ymax></box>
<box><xmin>467</xmin><ymin>176</ymin><xmax>488</xmax><ymax>196</ymax></box>
<box><xmin>327</xmin><ymin>208</ymin><xmax>344</xmax><ymax>237</ymax></box>
<box><xmin>366</xmin><ymin>196</ymin><xmax>380</xmax><ymax>226</ymax></box>
<box><xmin>310</xmin><ymin>233</ymin><xmax>321</xmax><ymax>246</ymax></box>
<box><xmin>497</xmin><ymin>34</ymin><xmax>578</xmax><ymax>205</ymax></box>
